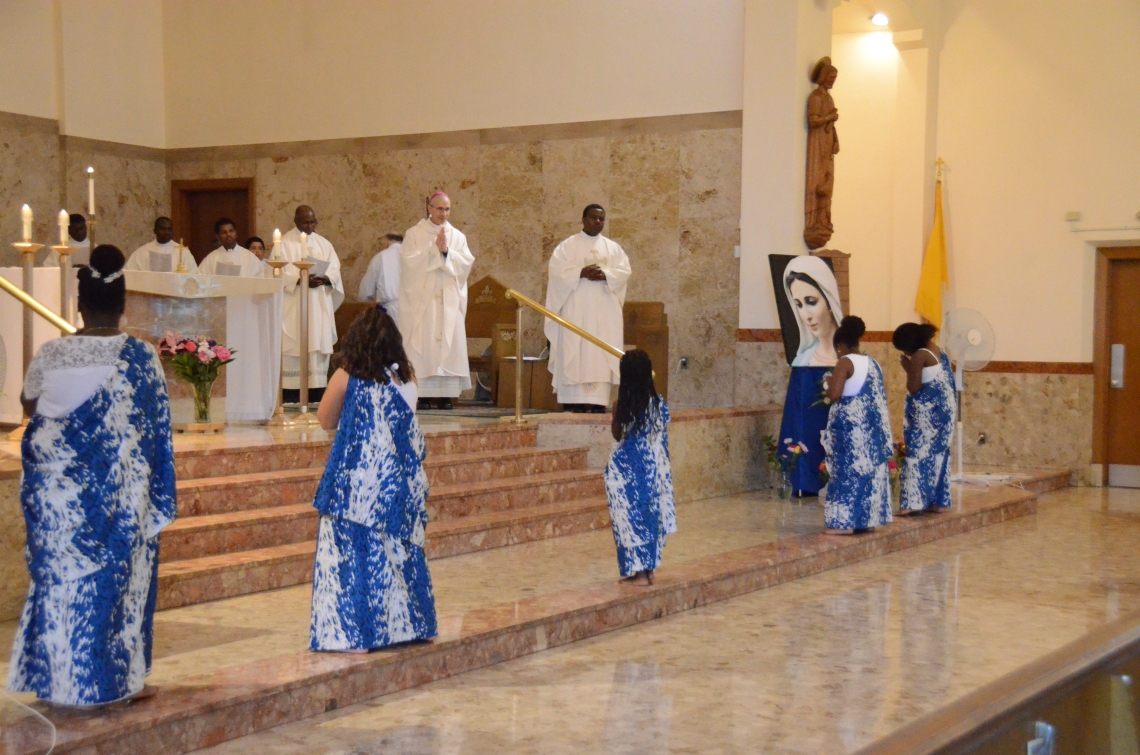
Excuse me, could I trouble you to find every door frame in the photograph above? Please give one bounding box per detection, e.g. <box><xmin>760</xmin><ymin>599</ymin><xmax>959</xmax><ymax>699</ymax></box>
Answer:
<box><xmin>1092</xmin><ymin>246</ymin><xmax>1140</xmax><ymax>485</ymax></box>
<box><xmin>170</xmin><ymin>177</ymin><xmax>257</xmax><ymax>251</ymax></box>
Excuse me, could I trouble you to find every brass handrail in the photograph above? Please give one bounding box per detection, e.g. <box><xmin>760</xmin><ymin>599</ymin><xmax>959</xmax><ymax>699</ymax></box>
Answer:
<box><xmin>504</xmin><ymin>289</ymin><xmax>624</xmax><ymax>359</ymax></box>
<box><xmin>0</xmin><ymin>274</ymin><xmax>76</xmax><ymax>334</ymax></box>
<box><xmin>503</xmin><ymin>288</ymin><xmax>625</xmax><ymax>425</ymax></box>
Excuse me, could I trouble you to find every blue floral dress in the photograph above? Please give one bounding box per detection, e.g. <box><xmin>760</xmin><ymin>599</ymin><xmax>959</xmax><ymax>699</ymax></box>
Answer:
<box><xmin>604</xmin><ymin>397</ymin><xmax>677</xmax><ymax>577</ymax></box>
<box><xmin>8</xmin><ymin>337</ymin><xmax>176</xmax><ymax>706</ymax></box>
<box><xmin>309</xmin><ymin>375</ymin><xmax>437</xmax><ymax>651</ymax></box>
<box><xmin>900</xmin><ymin>349</ymin><xmax>956</xmax><ymax>512</ymax></box>
<box><xmin>822</xmin><ymin>356</ymin><xmax>893</xmax><ymax>530</ymax></box>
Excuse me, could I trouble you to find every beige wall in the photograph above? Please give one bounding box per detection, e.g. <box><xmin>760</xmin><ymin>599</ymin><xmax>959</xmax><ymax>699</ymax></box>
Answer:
<box><xmin>162</xmin><ymin>0</ymin><xmax>745</xmax><ymax>148</ymax></box>
<box><xmin>0</xmin><ymin>1</ymin><xmax>58</xmax><ymax>120</ymax></box>
<box><xmin>933</xmin><ymin>1</ymin><xmax>1140</xmax><ymax>362</ymax></box>
<box><xmin>60</xmin><ymin>0</ymin><xmax>166</xmax><ymax>148</ymax></box>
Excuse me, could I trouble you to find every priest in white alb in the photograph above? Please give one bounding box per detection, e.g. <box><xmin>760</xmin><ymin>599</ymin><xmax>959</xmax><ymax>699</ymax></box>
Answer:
<box><xmin>357</xmin><ymin>232</ymin><xmax>403</xmax><ymax>323</ymax></box>
<box><xmin>198</xmin><ymin>217</ymin><xmax>265</xmax><ymax>277</ymax></box>
<box><xmin>43</xmin><ymin>213</ymin><xmax>91</xmax><ymax>267</ymax></box>
<box><xmin>399</xmin><ymin>192</ymin><xmax>474</xmax><ymax>410</ymax></box>
<box><xmin>545</xmin><ymin>204</ymin><xmax>631</xmax><ymax>413</ymax></box>
<box><xmin>125</xmin><ymin>217</ymin><xmax>198</xmax><ymax>273</ymax></box>
<box><xmin>274</xmin><ymin>205</ymin><xmax>344</xmax><ymax>401</ymax></box>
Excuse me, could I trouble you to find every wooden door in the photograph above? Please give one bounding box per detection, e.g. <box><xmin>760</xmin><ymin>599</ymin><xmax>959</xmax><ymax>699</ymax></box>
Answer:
<box><xmin>171</xmin><ymin>179</ymin><xmax>256</xmax><ymax>264</ymax></box>
<box><xmin>1095</xmin><ymin>248</ymin><xmax>1140</xmax><ymax>487</ymax></box>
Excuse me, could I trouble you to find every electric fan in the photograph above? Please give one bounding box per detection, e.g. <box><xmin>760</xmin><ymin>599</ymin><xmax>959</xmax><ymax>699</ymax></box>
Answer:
<box><xmin>941</xmin><ymin>308</ymin><xmax>998</xmax><ymax>484</ymax></box>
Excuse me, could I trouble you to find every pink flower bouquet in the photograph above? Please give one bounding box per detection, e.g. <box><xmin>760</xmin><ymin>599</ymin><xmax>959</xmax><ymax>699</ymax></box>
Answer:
<box><xmin>158</xmin><ymin>331</ymin><xmax>236</xmax><ymax>422</ymax></box>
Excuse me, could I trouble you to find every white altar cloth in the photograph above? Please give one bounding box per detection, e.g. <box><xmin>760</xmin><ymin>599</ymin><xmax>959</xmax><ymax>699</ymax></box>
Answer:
<box><xmin>125</xmin><ymin>271</ymin><xmax>284</xmax><ymax>422</ymax></box>
<box><xmin>0</xmin><ymin>268</ymin><xmax>65</xmax><ymax>424</ymax></box>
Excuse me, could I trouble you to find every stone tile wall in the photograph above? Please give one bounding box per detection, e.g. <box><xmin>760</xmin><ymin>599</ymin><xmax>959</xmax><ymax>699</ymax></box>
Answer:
<box><xmin>0</xmin><ymin>113</ymin><xmax>169</xmax><ymax>268</ymax></box>
<box><xmin>0</xmin><ymin>476</ymin><xmax>27</xmax><ymax>621</ymax></box>
<box><xmin>167</xmin><ymin>118</ymin><xmax>743</xmax><ymax>408</ymax></box>
<box><xmin>733</xmin><ymin>340</ymin><xmax>1094</xmax><ymax>484</ymax></box>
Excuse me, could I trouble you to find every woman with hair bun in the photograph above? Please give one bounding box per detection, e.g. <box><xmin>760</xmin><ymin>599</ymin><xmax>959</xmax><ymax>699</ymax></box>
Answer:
<box><xmin>9</xmin><ymin>245</ymin><xmax>177</xmax><ymax>706</ymax></box>
<box><xmin>821</xmin><ymin>316</ymin><xmax>893</xmax><ymax>534</ymax></box>
<box><xmin>892</xmin><ymin>322</ymin><xmax>956</xmax><ymax>514</ymax></box>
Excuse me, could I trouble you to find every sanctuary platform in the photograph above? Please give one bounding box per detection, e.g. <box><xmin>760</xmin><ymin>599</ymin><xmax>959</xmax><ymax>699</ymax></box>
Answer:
<box><xmin>0</xmin><ymin>415</ymin><xmax>1068</xmax><ymax>755</ymax></box>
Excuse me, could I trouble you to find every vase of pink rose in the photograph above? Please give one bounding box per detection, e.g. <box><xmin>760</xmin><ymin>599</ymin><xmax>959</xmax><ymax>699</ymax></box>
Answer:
<box><xmin>158</xmin><ymin>331</ymin><xmax>236</xmax><ymax>423</ymax></box>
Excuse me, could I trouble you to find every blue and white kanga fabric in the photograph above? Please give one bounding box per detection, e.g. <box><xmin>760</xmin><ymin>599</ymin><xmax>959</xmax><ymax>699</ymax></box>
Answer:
<box><xmin>8</xmin><ymin>337</ymin><xmax>176</xmax><ymax>706</ymax></box>
<box><xmin>309</xmin><ymin>376</ymin><xmax>437</xmax><ymax>650</ymax></box>
<box><xmin>822</xmin><ymin>357</ymin><xmax>893</xmax><ymax>530</ymax></box>
<box><xmin>604</xmin><ymin>397</ymin><xmax>677</xmax><ymax>577</ymax></box>
<box><xmin>900</xmin><ymin>350</ymin><xmax>956</xmax><ymax>512</ymax></box>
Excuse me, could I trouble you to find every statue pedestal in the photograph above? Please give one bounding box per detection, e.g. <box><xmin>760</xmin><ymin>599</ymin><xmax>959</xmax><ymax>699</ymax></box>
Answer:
<box><xmin>123</xmin><ymin>271</ymin><xmax>283</xmax><ymax>425</ymax></box>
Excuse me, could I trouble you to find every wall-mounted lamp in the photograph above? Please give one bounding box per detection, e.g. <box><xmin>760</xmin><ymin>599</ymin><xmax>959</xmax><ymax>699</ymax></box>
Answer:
<box><xmin>871</xmin><ymin>12</ymin><xmax>889</xmax><ymax>26</ymax></box>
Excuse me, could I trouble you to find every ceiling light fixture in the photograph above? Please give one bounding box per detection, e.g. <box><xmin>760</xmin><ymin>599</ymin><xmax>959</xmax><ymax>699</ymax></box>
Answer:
<box><xmin>871</xmin><ymin>12</ymin><xmax>889</xmax><ymax>26</ymax></box>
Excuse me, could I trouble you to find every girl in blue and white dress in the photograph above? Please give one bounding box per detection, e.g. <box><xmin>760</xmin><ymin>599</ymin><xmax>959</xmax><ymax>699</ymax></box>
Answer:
<box><xmin>9</xmin><ymin>245</ymin><xmax>177</xmax><ymax>707</ymax></box>
<box><xmin>605</xmin><ymin>350</ymin><xmax>677</xmax><ymax>586</ymax></box>
<box><xmin>893</xmin><ymin>322</ymin><xmax>956</xmax><ymax>514</ymax></box>
<box><xmin>310</xmin><ymin>306</ymin><xmax>437</xmax><ymax>652</ymax></box>
<box><xmin>821</xmin><ymin>317</ymin><xmax>894</xmax><ymax>535</ymax></box>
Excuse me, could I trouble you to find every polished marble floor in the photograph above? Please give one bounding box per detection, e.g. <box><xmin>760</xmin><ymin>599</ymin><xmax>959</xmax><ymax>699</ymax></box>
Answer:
<box><xmin>161</xmin><ymin>486</ymin><xmax>1140</xmax><ymax>755</ymax></box>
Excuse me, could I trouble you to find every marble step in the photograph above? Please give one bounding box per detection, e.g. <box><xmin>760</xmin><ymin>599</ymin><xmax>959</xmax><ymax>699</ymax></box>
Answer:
<box><xmin>155</xmin><ymin>497</ymin><xmax>612</xmax><ymax>609</ymax></box>
<box><xmin>173</xmin><ymin>424</ymin><xmax>539</xmax><ymax>480</ymax></box>
<box><xmin>175</xmin><ymin>446</ymin><xmax>591</xmax><ymax>518</ymax></box>
<box><xmin>160</xmin><ymin>504</ymin><xmax>318</xmax><ymax>561</ymax></box>
<box><xmin>23</xmin><ymin>476</ymin><xmax>1059</xmax><ymax>755</ymax></box>
<box><xmin>427</xmin><ymin>468</ymin><xmax>606</xmax><ymax>522</ymax></box>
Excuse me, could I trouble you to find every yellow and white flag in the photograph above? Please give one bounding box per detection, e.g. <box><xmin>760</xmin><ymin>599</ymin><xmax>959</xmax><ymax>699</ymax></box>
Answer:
<box><xmin>915</xmin><ymin>177</ymin><xmax>948</xmax><ymax>328</ymax></box>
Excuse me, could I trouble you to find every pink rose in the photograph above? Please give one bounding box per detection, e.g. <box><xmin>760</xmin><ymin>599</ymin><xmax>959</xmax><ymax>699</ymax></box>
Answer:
<box><xmin>214</xmin><ymin>347</ymin><xmax>231</xmax><ymax>361</ymax></box>
<box><xmin>197</xmin><ymin>350</ymin><xmax>211</xmax><ymax>364</ymax></box>
<box><xmin>183</xmin><ymin>340</ymin><xmax>197</xmax><ymax>353</ymax></box>
<box><xmin>888</xmin><ymin>460</ymin><xmax>898</xmax><ymax>471</ymax></box>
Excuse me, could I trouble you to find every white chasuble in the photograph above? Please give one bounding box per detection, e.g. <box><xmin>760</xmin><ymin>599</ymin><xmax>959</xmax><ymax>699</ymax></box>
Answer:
<box><xmin>125</xmin><ymin>240</ymin><xmax>199</xmax><ymax>273</ymax></box>
<box><xmin>275</xmin><ymin>228</ymin><xmax>344</xmax><ymax>389</ymax></box>
<box><xmin>399</xmin><ymin>219</ymin><xmax>473</xmax><ymax>397</ymax></box>
<box><xmin>199</xmin><ymin>245</ymin><xmax>266</xmax><ymax>277</ymax></box>
<box><xmin>544</xmin><ymin>232</ymin><xmax>631</xmax><ymax>405</ymax></box>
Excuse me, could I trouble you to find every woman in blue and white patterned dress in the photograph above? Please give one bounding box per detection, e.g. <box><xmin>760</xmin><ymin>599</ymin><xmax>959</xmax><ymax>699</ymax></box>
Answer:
<box><xmin>821</xmin><ymin>317</ymin><xmax>893</xmax><ymax>535</ymax></box>
<box><xmin>8</xmin><ymin>245</ymin><xmax>177</xmax><ymax>707</ymax></box>
<box><xmin>605</xmin><ymin>349</ymin><xmax>676</xmax><ymax>586</ymax></box>
<box><xmin>310</xmin><ymin>306</ymin><xmax>436</xmax><ymax>652</ymax></box>
<box><xmin>893</xmin><ymin>322</ymin><xmax>956</xmax><ymax>514</ymax></box>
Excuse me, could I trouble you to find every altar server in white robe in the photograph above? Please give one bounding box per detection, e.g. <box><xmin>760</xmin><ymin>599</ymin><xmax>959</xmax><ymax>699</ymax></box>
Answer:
<box><xmin>399</xmin><ymin>192</ymin><xmax>474</xmax><ymax>410</ymax></box>
<box><xmin>358</xmin><ymin>233</ymin><xmax>403</xmax><ymax>323</ymax></box>
<box><xmin>198</xmin><ymin>218</ymin><xmax>265</xmax><ymax>277</ymax></box>
<box><xmin>545</xmin><ymin>204</ymin><xmax>631</xmax><ymax>412</ymax></box>
<box><xmin>125</xmin><ymin>217</ymin><xmax>198</xmax><ymax>273</ymax></box>
<box><xmin>275</xmin><ymin>205</ymin><xmax>345</xmax><ymax>399</ymax></box>
<box><xmin>43</xmin><ymin>214</ymin><xmax>91</xmax><ymax>267</ymax></box>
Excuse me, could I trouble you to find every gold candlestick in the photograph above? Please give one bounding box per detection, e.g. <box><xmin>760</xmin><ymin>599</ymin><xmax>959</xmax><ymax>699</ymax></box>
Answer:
<box><xmin>265</xmin><ymin>259</ymin><xmax>293</xmax><ymax>426</ymax></box>
<box><xmin>174</xmin><ymin>238</ymin><xmax>189</xmax><ymax>274</ymax></box>
<box><xmin>10</xmin><ymin>241</ymin><xmax>44</xmax><ymax>440</ymax></box>
<box><xmin>52</xmin><ymin>245</ymin><xmax>74</xmax><ymax>331</ymax></box>
<box><xmin>292</xmin><ymin>260</ymin><xmax>320</xmax><ymax>425</ymax></box>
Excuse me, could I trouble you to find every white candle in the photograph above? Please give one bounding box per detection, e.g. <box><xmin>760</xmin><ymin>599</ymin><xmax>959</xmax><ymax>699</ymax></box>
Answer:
<box><xmin>58</xmin><ymin>209</ymin><xmax>69</xmax><ymax>246</ymax></box>
<box><xmin>87</xmin><ymin>167</ymin><xmax>96</xmax><ymax>217</ymax></box>
<box><xmin>21</xmin><ymin>204</ymin><xmax>32</xmax><ymax>242</ymax></box>
<box><xmin>300</xmin><ymin>231</ymin><xmax>308</xmax><ymax>256</ymax></box>
<box><xmin>271</xmin><ymin>228</ymin><xmax>282</xmax><ymax>260</ymax></box>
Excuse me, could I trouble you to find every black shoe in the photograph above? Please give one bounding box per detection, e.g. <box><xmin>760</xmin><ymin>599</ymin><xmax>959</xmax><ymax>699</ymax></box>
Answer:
<box><xmin>437</xmin><ymin>398</ymin><xmax>453</xmax><ymax>410</ymax></box>
<box><xmin>417</xmin><ymin>398</ymin><xmax>432</xmax><ymax>411</ymax></box>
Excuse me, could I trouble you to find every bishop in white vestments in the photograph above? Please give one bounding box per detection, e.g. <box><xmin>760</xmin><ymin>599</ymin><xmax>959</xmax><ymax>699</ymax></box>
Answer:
<box><xmin>125</xmin><ymin>217</ymin><xmax>198</xmax><ymax>273</ymax></box>
<box><xmin>274</xmin><ymin>206</ymin><xmax>344</xmax><ymax>394</ymax></box>
<box><xmin>198</xmin><ymin>218</ymin><xmax>265</xmax><ymax>277</ymax></box>
<box><xmin>358</xmin><ymin>233</ymin><xmax>403</xmax><ymax>324</ymax></box>
<box><xmin>545</xmin><ymin>204</ymin><xmax>631</xmax><ymax>411</ymax></box>
<box><xmin>399</xmin><ymin>192</ymin><xmax>474</xmax><ymax>409</ymax></box>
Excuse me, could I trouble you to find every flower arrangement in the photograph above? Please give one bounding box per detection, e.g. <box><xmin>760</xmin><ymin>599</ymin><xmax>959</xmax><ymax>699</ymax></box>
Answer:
<box><xmin>763</xmin><ymin>435</ymin><xmax>782</xmax><ymax>481</ymax></box>
<box><xmin>812</xmin><ymin>370</ymin><xmax>834</xmax><ymax>408</ymax></box>
<box><xmin>157</xmin><ymin>331</ymin><xmax>236</xmax><ymax>423</ymax></box>
<box><xmin>818</xmin><ymin>461</ymin><xmax>830</xmax><ymax>486</ymax></box>
<box><xmin>888</xmin><ymin>441</ymin><xmax>907</xmax><ymax>501</ymax></box>
<box><xmin>782</xmin><ymin>438</ymin><xmax>809</xmax><ymax>471</ymax></box>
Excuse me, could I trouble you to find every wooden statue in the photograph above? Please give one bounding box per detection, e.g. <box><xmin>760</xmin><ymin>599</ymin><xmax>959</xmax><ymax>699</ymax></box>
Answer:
<box><xmin>804</xmin><ymin>57</ymin><xmax>840</xmax><ymax>250</ymax></box>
